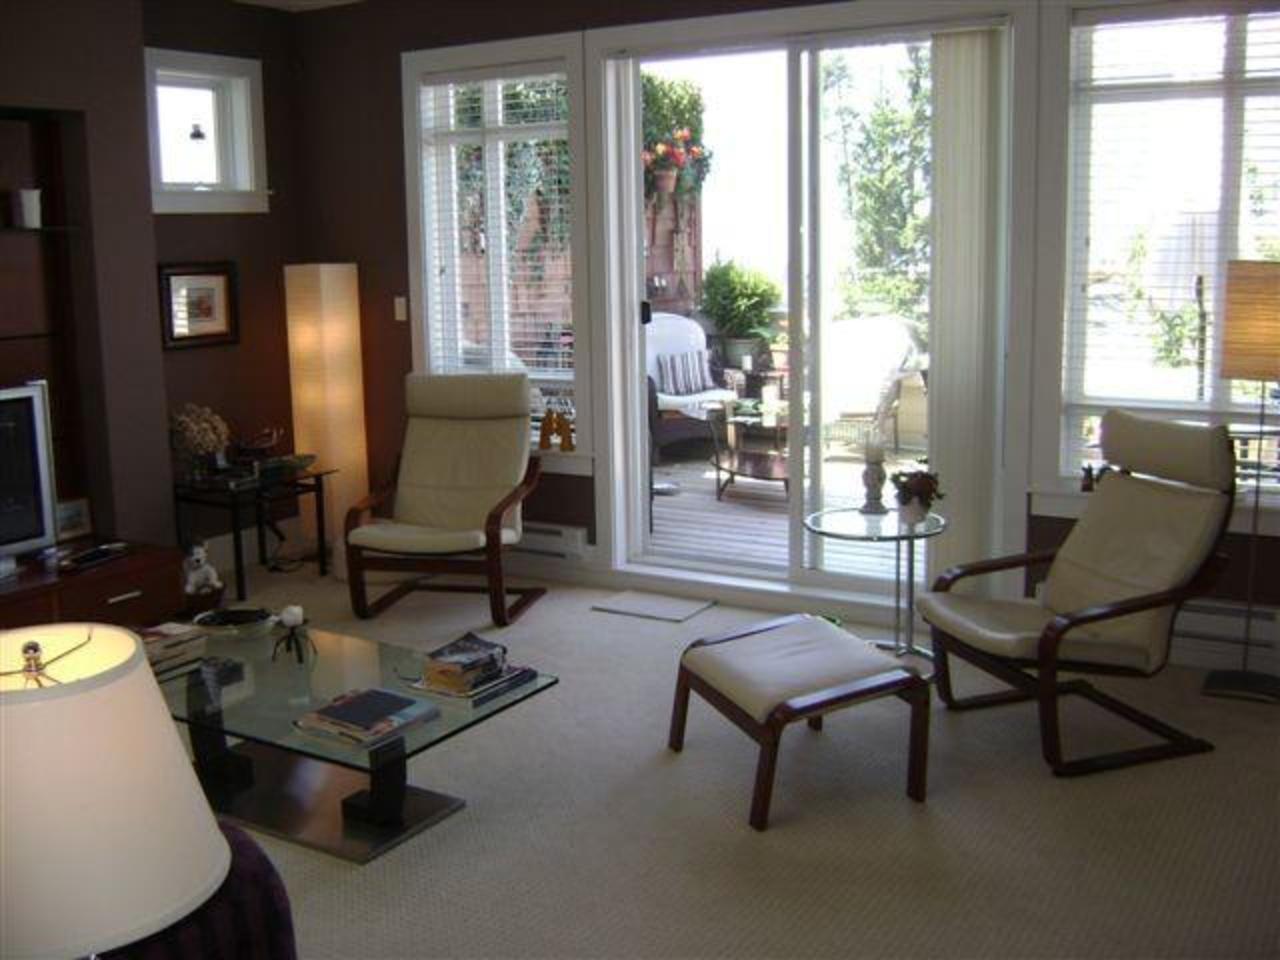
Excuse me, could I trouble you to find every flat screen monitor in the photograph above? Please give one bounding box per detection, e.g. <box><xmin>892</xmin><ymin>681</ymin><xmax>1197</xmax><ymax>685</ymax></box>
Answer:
<box><xmin>0</xmin><ymin>381</ymin><xmax>57</xmax><ymax>578</ymax></box>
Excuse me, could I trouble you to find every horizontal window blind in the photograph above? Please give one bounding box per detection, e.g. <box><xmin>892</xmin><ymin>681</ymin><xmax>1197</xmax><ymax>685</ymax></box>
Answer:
<box><xmin>419</xmin><ymin>72</ymin><xmax>574</xmax><ymax>420</ymax></box>
<box><xmin>1062</xmin><ymin>12</ymin><xmax>1279</xmax><ymax>476</ymax></box>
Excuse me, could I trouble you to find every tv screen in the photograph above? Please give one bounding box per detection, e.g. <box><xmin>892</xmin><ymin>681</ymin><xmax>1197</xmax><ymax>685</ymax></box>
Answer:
<box><xmin>0</xmin><ymin>393</ymin><xmax>52</xmax><ymax>548</ymax></box>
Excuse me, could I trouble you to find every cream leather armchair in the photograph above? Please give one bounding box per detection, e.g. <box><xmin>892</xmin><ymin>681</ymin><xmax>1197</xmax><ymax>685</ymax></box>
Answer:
<box><xmin>345</xmin><ymin>373</ymin><xmax>545</xmax><ymax>626</ymax></box>
<box><xmin>917</xmin><ymin>410</ymin><xmax>1236</xmax><ymax>776</ymax></box>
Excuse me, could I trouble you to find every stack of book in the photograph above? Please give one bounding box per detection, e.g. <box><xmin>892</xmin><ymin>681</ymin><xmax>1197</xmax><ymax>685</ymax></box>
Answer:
<box><xmin>294</xmin><ymin>688</ymin><xmax>440</xmax><ymax>746</ymax></box>
<box><xmin>139</xmin><ymin>622</ymin><xmax>208</xmax><ymax>676</ymax></box>
<box><xmin>419</xmin><ymin>633</ymin><xmax>537</xmax><ymax>705</ymax></box>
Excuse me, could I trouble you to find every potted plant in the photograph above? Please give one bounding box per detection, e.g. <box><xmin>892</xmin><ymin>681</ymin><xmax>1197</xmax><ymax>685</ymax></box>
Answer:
<box><xmin>642</xmin><ymin>127</ymin><xmax>710</xmax><ymax>195</ymax></box>
<box><xmin>700</xmin><ymin>260</ymin><xmax>782</xmax><ymax>369</ymax></box>
<box><xmin>890</xmin><ymin>469</ymin><xmax>944</xmax><ymax>525</ymax></box>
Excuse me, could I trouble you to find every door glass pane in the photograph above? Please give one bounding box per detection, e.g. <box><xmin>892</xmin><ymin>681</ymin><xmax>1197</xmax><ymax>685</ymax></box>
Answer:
<box><xmin>639</xmin><ymin>51</ymin><xmax>790</xmax><ymax>571</ymax></box>
<box><xmin>808</xmin><ymin>41</ymin><xmax>932</xmax><ymax>579</ymax></box>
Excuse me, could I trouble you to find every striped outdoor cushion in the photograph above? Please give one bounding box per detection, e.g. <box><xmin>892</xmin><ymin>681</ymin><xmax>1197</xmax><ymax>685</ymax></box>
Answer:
<box><xmin>657</xmin><ymin>349</ymin><xmax>715</xmax><ymax>396</ymax></box>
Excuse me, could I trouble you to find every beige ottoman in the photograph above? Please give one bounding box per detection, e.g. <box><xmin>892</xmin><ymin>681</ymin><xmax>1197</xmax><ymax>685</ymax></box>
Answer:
<box><xmin>669</xmin><ymin>614</ymin><xmax>930</xmax><ymax>830</ymax></box>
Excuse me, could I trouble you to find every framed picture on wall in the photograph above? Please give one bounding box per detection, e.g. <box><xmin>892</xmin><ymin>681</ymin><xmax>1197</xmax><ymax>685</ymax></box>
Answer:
<box><xmin>159</xmin><ymin>261</ymin><xmax>239</xmax><ymax>348</ymax></box>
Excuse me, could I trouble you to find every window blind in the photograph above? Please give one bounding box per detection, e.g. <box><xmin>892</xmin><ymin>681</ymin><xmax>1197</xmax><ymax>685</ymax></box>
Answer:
<box><xmin>1062</xmin><ymin>11</ymin><xmax>1279</xmax><ymax>474</ymax></box>
<box><xmin>418</xmin><ymin>71</ymin><xmax>574</xmax><ymax>420</ymax></box>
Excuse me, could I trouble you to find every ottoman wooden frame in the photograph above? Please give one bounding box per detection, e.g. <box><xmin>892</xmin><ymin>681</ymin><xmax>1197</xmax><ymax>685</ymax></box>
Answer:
<box><xmin>668</xmin><ymin>614</ymin><xmax>930</xmax><ymax>830</ymax></box>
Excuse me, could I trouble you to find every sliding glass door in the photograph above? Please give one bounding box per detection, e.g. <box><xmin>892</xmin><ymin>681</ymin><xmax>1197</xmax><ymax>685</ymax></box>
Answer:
<box><xmin>615</xmin><ymin>23</ymin><xmax>1005</xmax><ymax>594</ymax></box>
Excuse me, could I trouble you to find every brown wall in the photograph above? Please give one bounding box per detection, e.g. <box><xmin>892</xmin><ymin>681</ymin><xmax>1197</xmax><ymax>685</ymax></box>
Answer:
<box><xmin>143</xmin><ymin>0</ymin><xmax>303</xmax><ymax>540</ymax></box>
<box><xmin>0</xmin><ymin>0</ymin><xmax>174</xmax><ymax>544</ymax></box>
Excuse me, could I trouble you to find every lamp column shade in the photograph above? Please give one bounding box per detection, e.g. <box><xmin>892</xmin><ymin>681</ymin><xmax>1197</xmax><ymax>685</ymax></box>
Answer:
<box><xmin>285</xmin><ymin>263</ymin><xmax>369</xmax><ymax>580</ymax></box>
<box><xmin>1</xmin><ymin>624</ymin><xmax>230</xmax><ymax>958</ymax></box>
<box><xmin>1220</xmin><ymin>260</ymin><xmax>1280</xmax><ymax>380</ymax></box>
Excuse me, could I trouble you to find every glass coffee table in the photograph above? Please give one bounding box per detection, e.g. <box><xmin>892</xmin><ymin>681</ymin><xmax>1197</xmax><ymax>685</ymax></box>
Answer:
<box><xmin>160</xmin><ymin>626</ymin><xmax>557</xmax><ymax>862</ymax></box>
<box><xmin>803</xmin><ymin>508</ymin><xmax>947</xmax><ymax>658</ymax></box>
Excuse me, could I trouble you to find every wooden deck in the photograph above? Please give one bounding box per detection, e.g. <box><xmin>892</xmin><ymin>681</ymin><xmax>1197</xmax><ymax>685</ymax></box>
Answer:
<box><xmin>649</xmin><ymin>446</ymin><xmax>929</xmax><ymax>582</ymax></box>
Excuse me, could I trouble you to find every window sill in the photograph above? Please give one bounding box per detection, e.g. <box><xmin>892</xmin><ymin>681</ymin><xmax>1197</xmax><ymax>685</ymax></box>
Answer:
<box><xmin>532</xmin><ymin>449</ymin><xmax>593</xmax><ymax>476</ymax></box>
<box><xmin>1030</xmin><ymin>485</ymin><xmax>1280</xmax><ymax>536</ymax></box>
<box><xmin>153</xmin><ymin>189</ymin><xmax>270</xmax><ymax>215</ymax></box>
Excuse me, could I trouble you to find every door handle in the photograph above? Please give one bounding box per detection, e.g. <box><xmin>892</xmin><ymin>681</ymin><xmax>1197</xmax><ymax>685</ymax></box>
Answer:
<box><xmin>640</xmin><ymin>301</ymin><xmax>652</xmax><ymax>326</ymax></box>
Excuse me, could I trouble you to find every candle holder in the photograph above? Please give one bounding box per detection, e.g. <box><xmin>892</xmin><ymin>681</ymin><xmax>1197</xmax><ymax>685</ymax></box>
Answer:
<box><xmin>859</xmin><ymin>437</ymin><xmax>889</xmax><ymax>515</ymax></box>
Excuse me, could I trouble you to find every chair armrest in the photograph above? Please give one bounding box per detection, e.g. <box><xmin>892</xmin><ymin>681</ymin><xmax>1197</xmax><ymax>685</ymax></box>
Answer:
<box><xmin>344</xmin><ymin>487</ymin><xmax>394</xmax><ymax>538</ymax></box>
<box><xmin>932</xmin><ymin>549</ymin><xmax>1058</xmax><ymax>592</ymax></box>
<box><xmin>484</xmin><ymin>458</ymin><xmax>543</xmax><ymax>548</ymax></box>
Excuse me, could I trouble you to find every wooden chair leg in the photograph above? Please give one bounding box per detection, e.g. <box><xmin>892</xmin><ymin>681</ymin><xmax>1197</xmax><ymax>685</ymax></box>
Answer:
<box><xmin>806</xmin><ymin>715</ymin><xmax>823</xmax><ymax>731</ymax></box>
<box><xmin>931</xmin><ymin>628</ymin><xmax>956</xmax><ymax>706</ymax></box>
<box><xmin>750</xmin><ymin>730</ymin><xmax>781</xmax><ymax>831</ymax></box>
<box><xmin>904</xmin><ymin>682</ymin><xmax>929</xmax><ymax>802</ymax></box>
<box><xmin>1038</xmin><ymin>657</ymin><xmax>1064</xmax><ymax>769</ymax></box>
<box><xmin>347</xmin><ymin>545</ymin><xmax>371</xmax><ymax>619</ymax></box>
<box><xmin>668</xmin><ymin>668</ymin><xmax>691</xmax><ymax>752</ymax></box>
<box><xmin>487</xmin><ymin>547</ymin><xmax>510</xmax><ymax>626</ymax></box>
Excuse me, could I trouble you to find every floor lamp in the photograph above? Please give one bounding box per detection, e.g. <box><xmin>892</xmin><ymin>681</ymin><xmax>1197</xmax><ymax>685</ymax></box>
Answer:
<box><xmin>1203</xmin><ymin>260</ymin><xmax>1280</xmax><ymax>704</ymax></box>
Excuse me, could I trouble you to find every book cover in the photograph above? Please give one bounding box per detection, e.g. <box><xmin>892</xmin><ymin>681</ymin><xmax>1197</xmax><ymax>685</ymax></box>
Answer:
<box><xmin>427</xmin><ymin>632</ymin><xmax>507</xmax><ymax>674</ymax></box>
<box><xmin>296</xmin><ymin>688</ymin><xmax>439</xmax><ymax>746</ymax></box>
<box><xmin>413</xmin><ymin>665</ymin><xmax>536</xmax><ymax>705</ymax></box>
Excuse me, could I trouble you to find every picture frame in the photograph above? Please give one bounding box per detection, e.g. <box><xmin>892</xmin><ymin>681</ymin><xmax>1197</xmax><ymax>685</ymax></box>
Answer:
<box><xmin>55</xmin><ymin>498</ymin><xmax>93</xmax><ymax>542</ymax></box>
<box><xmin>159</xmin><ymin>261</ymin><xmax>239</xmax><ymax>349</ymax></box>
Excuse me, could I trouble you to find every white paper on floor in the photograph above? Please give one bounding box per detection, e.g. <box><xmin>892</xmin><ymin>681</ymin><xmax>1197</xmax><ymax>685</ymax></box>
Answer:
<box><xmin>591</xmin><ymin>590</ymin><xmax>715</xmax><ymax>623</ymax></box>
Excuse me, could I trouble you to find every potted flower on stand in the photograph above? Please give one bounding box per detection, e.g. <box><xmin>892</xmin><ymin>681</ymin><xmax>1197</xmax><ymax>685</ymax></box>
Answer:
<box><xmin>700</xmin><ymin>259</ymin><xmax>782</xmax><ymax>369</ymax></box>
<box><xmin>642</xmin><ymin>126</ymin><xmax>711</xmax><ymax>196</ymax></box>
<box><xmin>890</xmin><ymin>469</ymin><xmax>944</xmax><ymax>525</ymax></box>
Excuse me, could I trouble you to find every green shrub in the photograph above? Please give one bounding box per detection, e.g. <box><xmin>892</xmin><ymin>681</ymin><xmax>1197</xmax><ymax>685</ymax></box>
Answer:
<box><xmin>700</xmin><ymin>261</ymin><xmax>782</xmax><ymax>339</ymax></box>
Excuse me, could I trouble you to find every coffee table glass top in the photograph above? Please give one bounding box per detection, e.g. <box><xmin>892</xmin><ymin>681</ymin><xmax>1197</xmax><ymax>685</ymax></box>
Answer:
<box><xmin>160</xmin><ymin>627</ymin><xmax>557</xmax><ymax>772</ymax></box>
<box><xmin>804</xmin><ymin>508</ymin><xmax>946</xmax><ymax>542</ymax></box>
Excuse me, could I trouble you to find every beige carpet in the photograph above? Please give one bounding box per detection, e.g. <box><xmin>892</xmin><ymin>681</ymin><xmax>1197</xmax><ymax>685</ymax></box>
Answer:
<box><xmin>236</xmin><ymin>570</ymin><xmax>1278</xmax><ymax>959</ymax></box>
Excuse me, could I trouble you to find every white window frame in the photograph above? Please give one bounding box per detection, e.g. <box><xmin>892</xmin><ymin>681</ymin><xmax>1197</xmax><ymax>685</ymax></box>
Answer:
<box><xmin>145</xmin><ymin>49</ymin><xmax>269</xmax><ymax>214</ymax></box>
<box><xmin>401</xmin><ymin>35</ymin><xmax>593</xmax><ymax>458</ymax></box>
<box><xmin>1031</xmin><ymin>0</ymin><xmax>1277</xmax><ymax>510</ymax></box>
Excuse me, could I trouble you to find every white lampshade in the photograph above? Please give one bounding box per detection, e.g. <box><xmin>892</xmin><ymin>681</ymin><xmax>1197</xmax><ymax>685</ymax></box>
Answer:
<box><xmin>1220</xmin><ymin>260</ymin><xmax>1280</xmax><ymax>381</ymax></box>
<box><xmin>0</xmin><ymin>624</ymin><xmax>230</xmax><ymax>958</ymax></box>
<box><xmin>285</xmin><ymin>263</ymin><xmax>369</xmax><ymax>581</ymax></box>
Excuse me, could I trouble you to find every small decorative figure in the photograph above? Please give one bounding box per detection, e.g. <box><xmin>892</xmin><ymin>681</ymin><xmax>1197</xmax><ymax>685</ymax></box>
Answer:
<box><xmin>538</xmin><ymin>411</ymin><xmax>558</xmax><ymax>450</ymax></box>
<box><xmin>272</xmin><ymin>604</ymin><xmax>315</xmax><ymax>664</ymax></box>
<box><xmin>555</xmin><ymin>410</ymin><xmax>575</xmax><ymax>453</ymax></box>
<box><xmin>859</xmin><ymin>434</ymin><xmax>889</xmax><ymax>515</ymax></box>
<box><xmin>183</xmin><ymin>543</ymin><xmax>223</xmax><ymax>596</ymax></box>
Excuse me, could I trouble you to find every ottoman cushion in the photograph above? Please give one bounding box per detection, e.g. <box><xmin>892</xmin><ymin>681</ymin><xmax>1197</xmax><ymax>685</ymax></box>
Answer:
<box><xmin>682</xmin><ymin>616</ymin><xmax>903</xmax><ymax>723</ymax></box>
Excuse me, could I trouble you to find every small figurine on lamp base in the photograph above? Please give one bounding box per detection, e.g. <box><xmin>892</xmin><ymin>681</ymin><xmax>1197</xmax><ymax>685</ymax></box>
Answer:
<box><xmin>272</xmin><ymin>604</ymin><xmax>315</xmax><ymax>664</ymax></box>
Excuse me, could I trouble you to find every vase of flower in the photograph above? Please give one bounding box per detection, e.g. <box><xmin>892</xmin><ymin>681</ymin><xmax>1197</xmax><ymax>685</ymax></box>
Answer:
<box><xmin>890</xmin><ymin>469</ymin><xmax>944</xmax><ymax>525</ymax></box>
<box><xmin>171</xmin><ymin>403</ymin><xmax>231</xmax><ymax>483</ymax></box>
<box><xmin>642</xmin><ymin>126</ymin><xmax>710</xmax><ymax>198</ymax></box>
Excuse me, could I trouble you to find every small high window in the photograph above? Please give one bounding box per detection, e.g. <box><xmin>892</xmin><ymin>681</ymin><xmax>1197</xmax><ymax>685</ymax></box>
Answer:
<box><xmin>145</xmin><ymin>49</ymin><xmax>268</xmax><ymax>214</ymax></box>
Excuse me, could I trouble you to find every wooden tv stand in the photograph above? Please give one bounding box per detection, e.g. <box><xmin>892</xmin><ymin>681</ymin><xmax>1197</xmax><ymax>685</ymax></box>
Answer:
<box><xmin>0</xmin><ymin>542</ymin><xmax>184</xmax><ymax>630</ymax></box>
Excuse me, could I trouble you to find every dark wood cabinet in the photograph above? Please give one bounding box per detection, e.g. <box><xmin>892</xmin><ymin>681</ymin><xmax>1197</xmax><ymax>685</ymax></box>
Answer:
<box><xmin>0</xmin><ymin>544</ymin><xmax>184</xmax><ymax>630</ymax></box>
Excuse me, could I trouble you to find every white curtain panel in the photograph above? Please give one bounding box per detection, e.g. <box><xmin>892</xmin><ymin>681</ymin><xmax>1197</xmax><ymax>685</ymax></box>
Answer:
<box><xmin>927</xmin><ymin>28</ymin><xmax>1002</xmax><ymax>587</ymax></box>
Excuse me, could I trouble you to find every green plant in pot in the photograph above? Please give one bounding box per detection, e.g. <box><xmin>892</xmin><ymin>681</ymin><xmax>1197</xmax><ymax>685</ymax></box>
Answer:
<box><xmin>700</xmin><ymin>260</ymin><xmax>782</xmax><ymax>369</ymax></box>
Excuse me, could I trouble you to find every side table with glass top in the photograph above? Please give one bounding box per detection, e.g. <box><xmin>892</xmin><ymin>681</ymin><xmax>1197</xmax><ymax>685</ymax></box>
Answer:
<box><xmin>803</xmin><ymin>509</ymin><xmax>947</xmax><ymax>658</ymax></box>
<box><xmin>173</xmin><ymin>468</ymin><xmax>336</xmax><ymax>601</ymax></box>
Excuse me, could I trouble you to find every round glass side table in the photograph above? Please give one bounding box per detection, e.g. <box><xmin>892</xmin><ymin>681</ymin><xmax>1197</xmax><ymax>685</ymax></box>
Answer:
<box><xmin>802</xmin><ymin>509</ymin><xmax>947</xmax><ymax>658</ymax></box>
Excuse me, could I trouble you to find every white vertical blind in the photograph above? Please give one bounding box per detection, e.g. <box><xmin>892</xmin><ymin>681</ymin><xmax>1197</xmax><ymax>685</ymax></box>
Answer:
<box><xmin>1061</xmin><ymin>12</ymin><xmax>1280</xmax><ymax>473</ymax></box>
<box><xmin>419</xmin><ymin>70</ymin><xmax>575</xmax><ymax>417</ymax></box>
<box><xmin>928</xmin><ymin>27</ymin><xmax>1002</xmax><ymax>585</ymax></box>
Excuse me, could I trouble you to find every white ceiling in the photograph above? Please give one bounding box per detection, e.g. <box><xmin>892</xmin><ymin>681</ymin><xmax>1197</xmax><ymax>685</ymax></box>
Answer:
<box><xmin>233</xmin><ymin>0</ymin><xmax>364</xmax><ymax>12</ymax></box>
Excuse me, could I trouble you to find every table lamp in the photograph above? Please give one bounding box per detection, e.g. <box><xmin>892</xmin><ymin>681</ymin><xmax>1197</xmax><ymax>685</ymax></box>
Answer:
<box><xmin>1203</xmin><ymin>260</ymin><xmax>1280</xmax><ymax>703</ymax></box>
<box><xmin>1</xmin><ymin>624</ymin><xmax>231</xmax><ymax>958</ymax></box>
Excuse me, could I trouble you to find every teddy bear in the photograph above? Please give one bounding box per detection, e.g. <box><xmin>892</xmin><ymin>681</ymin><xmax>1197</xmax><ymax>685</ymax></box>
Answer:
<box><xmin>183</xmin><ymin>543</ymin><xmax>224</xmax><ymax>595</ymax></box>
